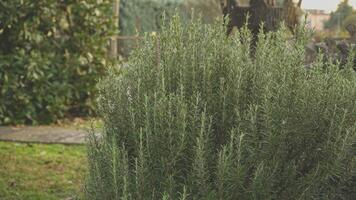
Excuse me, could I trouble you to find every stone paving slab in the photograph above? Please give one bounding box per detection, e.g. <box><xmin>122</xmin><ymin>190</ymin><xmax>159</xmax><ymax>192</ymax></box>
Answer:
<box><xmin>0</xmin><ymin>126</ymin><xmax>92</xmax><ymax>145</ymax></box>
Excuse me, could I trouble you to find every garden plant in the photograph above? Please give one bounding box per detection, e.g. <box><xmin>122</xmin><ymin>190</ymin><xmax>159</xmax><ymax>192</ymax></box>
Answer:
<box><xmin>0</xmin><ymin>0</ymin><xmax>116</xmax><ymax>124</ymax></box>
<box><xmin>86</xmin><ymin>14</ymin><xmax>356</xmax><ymax>200</ymax></box>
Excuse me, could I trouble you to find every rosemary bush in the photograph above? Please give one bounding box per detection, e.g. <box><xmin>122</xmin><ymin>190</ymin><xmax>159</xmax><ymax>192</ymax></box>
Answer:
<box><xmin>86</xmin><ymin>15</ymin><xmax>356</xmax><ymax>200</ymax></box>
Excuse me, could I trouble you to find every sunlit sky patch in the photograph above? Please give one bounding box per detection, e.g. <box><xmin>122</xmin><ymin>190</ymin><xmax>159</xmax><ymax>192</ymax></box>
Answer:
<box><xmin>302</xmin><ymin>0</ymin><xmax>356</xmax><ymax>12</ymax></box>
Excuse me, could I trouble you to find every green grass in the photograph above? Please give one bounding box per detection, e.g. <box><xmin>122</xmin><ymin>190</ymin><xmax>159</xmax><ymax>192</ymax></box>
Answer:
<box><xmin>0</xmin><ymin>142</ymin><xmax>86</xmax><ymax>200</ymax></box>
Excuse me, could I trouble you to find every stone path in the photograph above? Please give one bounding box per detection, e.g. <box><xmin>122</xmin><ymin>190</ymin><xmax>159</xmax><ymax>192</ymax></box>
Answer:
<box><xmin>0</xmin><ymin>126</ymin><xmax>93</xmax><ymax>145</ymax></box>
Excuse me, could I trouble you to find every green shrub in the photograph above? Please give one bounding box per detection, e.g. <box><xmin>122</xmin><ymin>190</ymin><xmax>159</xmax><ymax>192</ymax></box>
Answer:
<box><xmin>0</xmin><ymin>0</ymin><xmax>115</xmax><ymax>124</ymax></box>
<box><xmin>86</xmin><ymin>15</ymin><xmax>356</xmax><ymax>199</ymax></box>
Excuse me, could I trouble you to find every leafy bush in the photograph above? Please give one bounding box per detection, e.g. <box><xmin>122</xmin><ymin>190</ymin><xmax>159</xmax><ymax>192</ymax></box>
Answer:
<box><xmin>86</xmin><ymin>15</ymin><xmax>356</xmax><ymax>199</ymax></box>
<box><xmin>0</xmin><ymin>0</ymin><xmax>115</xmax><ymax>124</ymax></box>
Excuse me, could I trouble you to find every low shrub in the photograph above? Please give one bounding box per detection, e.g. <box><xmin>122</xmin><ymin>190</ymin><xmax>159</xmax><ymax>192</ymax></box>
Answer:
<box><xmin>86</xmin><ymin>15</ymin><xmax>356</xmax><ymax>199</ymax></box>
<box><xmin>0</xmin><ymin>0</ymin><xmax>115</xmax><ymax>124</ymax></box>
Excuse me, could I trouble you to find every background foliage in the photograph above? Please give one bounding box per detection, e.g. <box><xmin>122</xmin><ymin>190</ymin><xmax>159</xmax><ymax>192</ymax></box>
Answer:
<box><xmin>86</xmin><ymin>15</ymin><xmax>356</xmax><ymax>199</ymax></box>
<box><xmin>118</xmin><ymin>0</ymin><xmax>222</xmax><ymax>55</ymax></box>
<box><xmin>120</xmin><ymin>0</ymin><xmax>182</xmax><ymax>36</ymax></box>
<box><xmin>0</xmin><ymin>0</ymin><xmax>115</xmax><ymax>124</ymax></box>
<box><xmin>324</xmin><ymin>0</ymin><xmax>354</xmax><ymax>30</ymax></box>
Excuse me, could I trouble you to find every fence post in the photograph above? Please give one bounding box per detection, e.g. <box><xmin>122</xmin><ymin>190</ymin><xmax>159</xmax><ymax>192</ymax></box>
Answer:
<box><xmin>110</xmin><ymin>0</ymin><xmax>120</xmax><ymax>58</ymax></box>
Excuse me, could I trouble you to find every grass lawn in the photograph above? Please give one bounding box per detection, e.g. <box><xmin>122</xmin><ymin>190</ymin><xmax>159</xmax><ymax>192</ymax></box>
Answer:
<box><xmin>0</xmin><ymin>142</ymin><xmax>86</xmax><ymax>200</ymax></box>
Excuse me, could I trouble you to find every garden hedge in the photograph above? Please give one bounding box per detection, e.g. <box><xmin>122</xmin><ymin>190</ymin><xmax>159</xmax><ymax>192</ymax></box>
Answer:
<box><xmin>86</xmin><ymin>15</ymin><xmax>356</xmax><ymax>199</ymax></box>
<box><xmin>0</xmin><ymin>0</ymin><xmax>116</xmax><ymax>124</ymax></box>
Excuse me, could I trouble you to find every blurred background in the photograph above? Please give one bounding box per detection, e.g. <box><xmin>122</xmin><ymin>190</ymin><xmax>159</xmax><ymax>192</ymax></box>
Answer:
<box><xmin>118</xmin><ymin>0</ymin><xmax>356</xmax><ymax>55</ymax></box>
<box><xmin>1</xmin><ymin>1</ymin><xmax>355</xmax><ymax>199</ymax></box>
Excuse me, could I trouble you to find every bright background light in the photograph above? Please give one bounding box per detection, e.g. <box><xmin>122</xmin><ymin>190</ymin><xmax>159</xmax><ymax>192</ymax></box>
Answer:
<box><xmin>302</xmin><ymin>0</ymin><xmax>356</xmax><ymax>12</ymax></box>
